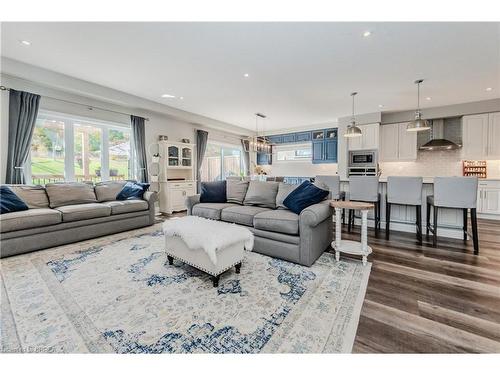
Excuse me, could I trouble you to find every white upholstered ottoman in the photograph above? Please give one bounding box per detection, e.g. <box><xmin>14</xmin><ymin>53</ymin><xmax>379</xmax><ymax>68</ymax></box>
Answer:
<box><xmin>162</xmin><ymin>216</ymin><xmax>254</xmax><ymax>287</ymax></box>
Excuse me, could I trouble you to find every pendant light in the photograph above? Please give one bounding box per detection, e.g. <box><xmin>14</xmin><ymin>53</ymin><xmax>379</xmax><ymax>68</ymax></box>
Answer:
<box><xmin>243</xmin><ymin>113</ymin><xmax>272</xmax><ymax>154</ymax></box>
<box><xmin>344</xmin><ymin>92</ymin><xmax>362</xmax><ymax>138</ymax></box>
<box><xmin>407</xmin><ymin>79</ymin><xmax>431</xmax><ymax>132</ymax></box>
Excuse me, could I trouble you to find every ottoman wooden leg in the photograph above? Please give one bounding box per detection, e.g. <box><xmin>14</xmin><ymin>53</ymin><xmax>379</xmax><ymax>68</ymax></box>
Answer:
<box><xmin>235</xmin><ymin>263</ymin><xmax>242</xmax><ymax>274</ymax></box>
<box><xmin>167</xmin><ymin>255</ymin><xmax>174</xmax><ymax>265</ymax></box>
<box><xmin>212</xmin><ymin>275</ymin><xmax>220</xmax><ymax>288</ymax></box>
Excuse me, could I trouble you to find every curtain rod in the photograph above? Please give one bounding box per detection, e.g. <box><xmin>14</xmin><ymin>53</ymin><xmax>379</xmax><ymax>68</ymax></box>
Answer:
<box><xmin>0</xmin><ymin>85</ymin><xmax>150</xmax><ymax>121</ymax></box>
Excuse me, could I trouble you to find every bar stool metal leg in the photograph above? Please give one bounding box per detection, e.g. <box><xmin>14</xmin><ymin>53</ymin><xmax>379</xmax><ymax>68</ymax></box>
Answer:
<box><xmin>463</xmin><ymin>208</ymin><xmax>468</xmax><ymax>241</ymax></box>
<box><xmin>426</xmin><ymin>202</ymin><xmax>431</xmax><ymax>238</ymax></box>
<box><xmin>433</xmin><ymin>206</ymin><xmax>438</xmax><ymax>248</ymax></box>
<box><xmin>416</xmin><ymin>205</ymin><xmax>422</xmax><ymax>244</ymax></box>
<box><xmin>471</xmin><ymin>208</ymin><xmax>479</xmax><ymax>255</ymax></box>
<box><xmin>385</xmin><ymin>202</ymin><xmax>391</xmax><ymax>240</ymax></box>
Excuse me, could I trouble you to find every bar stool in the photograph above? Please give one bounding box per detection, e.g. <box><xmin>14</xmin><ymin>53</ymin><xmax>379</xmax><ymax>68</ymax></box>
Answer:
<box><xmin>386</xmin><ymin>176</ymin><xmax>423</xmax><ymax>244</ymax></box>
<box><xmin>426</xmin><ymin>177</ymin><xmax>479</xmax><ymax>254</ymax></box>
<box><xmin>348</xmin><ymin>176</ymin><xmax>381</xmax><ymax>236</ymax></box>
<box><xmin>316</xmin><ymin>175</ymin><xmax>346</xmax><ymax>223</ymax></box>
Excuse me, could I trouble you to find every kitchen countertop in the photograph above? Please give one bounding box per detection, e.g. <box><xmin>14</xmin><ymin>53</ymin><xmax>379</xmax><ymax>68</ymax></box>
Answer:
<box><xmin>339</xmin><ymin>177</ymin><xmax>500</xmax><ymax>183</ymax></box>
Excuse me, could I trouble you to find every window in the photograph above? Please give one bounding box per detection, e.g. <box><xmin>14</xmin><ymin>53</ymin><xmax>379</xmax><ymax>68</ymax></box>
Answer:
<box><xmin>201</xmin><ymin>142</ymin><xmax>244</xmax><ymax>181</ymax></box>
<box><xmin>275</xmin><ymin>143</ymin><xmax>312</xmax><ymax>161</ymax></box>
<box><xmin>30</xmin><ymin>111</ymin><xmax>133</xmax><ymax>185</ymax></box>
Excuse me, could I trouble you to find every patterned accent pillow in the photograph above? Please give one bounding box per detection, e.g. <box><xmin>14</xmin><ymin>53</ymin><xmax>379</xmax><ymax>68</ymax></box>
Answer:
<box><xmin>116</xmin><ymin>182</ymin><xmax>150</xmax><ymax>200</ymax></box>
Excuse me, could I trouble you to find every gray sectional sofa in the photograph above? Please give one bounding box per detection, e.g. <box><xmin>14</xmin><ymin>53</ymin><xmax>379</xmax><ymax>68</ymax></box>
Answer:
<box><xmin>0</xmin><ymin>181</ymin><xmax>157</xmax><ymax>258</ymax></box>
<box><xmin>186</xmin><ymin>180</ymin><xmax>333</xmax><ymax>266</ymax></box>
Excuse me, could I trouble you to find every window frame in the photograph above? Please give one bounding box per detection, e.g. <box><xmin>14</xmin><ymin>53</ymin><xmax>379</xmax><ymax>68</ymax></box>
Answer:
<box><xmin>202</xmin><ymin>140</ymin><xmax>246</xmax><ymax>181</ymax></box>
<box><xmin>274</xmin><ymin>142</ymin><xmax>313</xmax><ymax>163</ymax></box>
<box><xmin>29</xmin><ymin>110</ymin><xmax>134</xmax><ymax>184</ymax></box>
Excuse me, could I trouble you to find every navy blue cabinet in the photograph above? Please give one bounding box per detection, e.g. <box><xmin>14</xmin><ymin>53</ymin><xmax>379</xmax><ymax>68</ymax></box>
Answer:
<box><xmin>282</xmin><ymin>133</ymin><xmax>297</xmax><ymax>143</ymax></box>
<box><xmin>267</xmin><ymin>135</ymin><xmax>283</xmax><ymax>144</ymax></box>
<box><xmin>296</xmin><ymin>131</ymin><xmax>312</xmax><ymax>142</ymax></box>
<box><xmin>257</xmin><ymin>151</ymin><xmax>272</xmax><ymax>165</ymax></box>
<box><xmin>312</xmin><ymin>128</ymin><xmax>337</xmax><ymax>164</ymax></box>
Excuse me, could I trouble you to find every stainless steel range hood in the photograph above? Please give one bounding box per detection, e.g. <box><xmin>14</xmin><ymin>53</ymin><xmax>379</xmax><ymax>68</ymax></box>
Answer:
<box><xmin>420</xmin><ymin>119</ymin><xmax>462</xmax><ymax>151</ymax></box>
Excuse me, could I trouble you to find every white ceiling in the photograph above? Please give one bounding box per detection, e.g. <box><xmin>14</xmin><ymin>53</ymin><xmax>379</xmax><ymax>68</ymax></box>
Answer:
<box><xmin>1</xmin><ymin>22</ymin><xmax>499</xmax><ymax>131</ymax></box>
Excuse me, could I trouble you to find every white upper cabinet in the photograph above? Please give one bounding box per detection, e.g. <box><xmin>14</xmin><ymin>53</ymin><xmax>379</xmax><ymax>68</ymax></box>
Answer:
<box><xmin>348</xmin><ymin>123</ymin><xmax>380</xmax><ymax>150</ymax></box>
<box><xmin>462</xmin><ymin>113</ymin><xmax>489</xmax><ymax>159</ymax></box>
<box><xmin>487</xmin><ymin>112</ymin><xmax>500</xmax><ymax>158</ymax></box>
<box><xmin>379</xmin><ymin>122</ymin><xmax>417</xmax><ymax>161</ymax></box>
<box><xmin>379</xmin><ymin>123</ymin><xmax>399</xmax><ymax>161</ymax></box>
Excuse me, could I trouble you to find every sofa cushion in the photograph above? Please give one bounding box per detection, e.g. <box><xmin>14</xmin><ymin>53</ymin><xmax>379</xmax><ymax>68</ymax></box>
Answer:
<box><xmin>95</xmin><ymin>181</ymin><xmax>128</xmax><ymax>202</ymax></box>
<box><xmin>276</xmin><ymin>183</ymin><xmax>300</xmax><ymax>209</ymax></box>
<box><xmin>56</xmin><ymin>203</ymin><xmax>111</xmax><ymax>222</ymax></box>
<box><xmin>116</xmin><ymin>182</ymin><xmax>150</xmax><ymax>200</ymax></box>
<box><xmin>200</xmin><ymin>180</ymin><xmax>227</xmax><ymax>203</ymax></box>
<box><xmin>226</xmin><ymin>180</ymin><xmax>249</xmax><ymax>204</ymax></box>
<box><xmin>253</xmin><ymin>209</ymin><xmax>299</xmax><ymax>235</ymax></box>
<box><xmin>221</xmin><ymin>205</ymin><xmax>270</xmax><ymax>227</ymax></box>
<box><xmin>1</xmin><ymin>208</ymin><xmax>62</xmax><ymax>233</ymax></box>
<box><xmin>45</xmin><ymin>182</ymin><xmax>97</xmax><ymax>208</ymax></box>
<box><xmin>283</xmin><ymin>180</ymin><xmax>329</xmax><ymax>215</ymax></box>
<box><xmin>104</xmin><ymin>200</ymin><xmax>148</xmax><ymax>215</ymax></box>
<box><xmin>192</xmin><ymin>203</ymin><xmax>238</xmax><ymax>220</ymax></box>
<box><xmin>243</xmin><ymin>181</ymin><xmax>279</xmax><ymax>209</ymax></box>
<box><xmin>8</xmin><ymin>185</ymin><xmax>50</xmax><ymax>208</ymax></box>
<box><xmin>0</xmin><ymin>186</ymin><xmax>29</xmax><ymax>214</ymax></box>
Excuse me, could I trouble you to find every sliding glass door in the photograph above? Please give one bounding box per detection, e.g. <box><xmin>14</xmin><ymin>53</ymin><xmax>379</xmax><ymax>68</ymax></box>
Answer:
<box><xmin>200</xmin><ymin>142</ymin><xmax>244</xmax><ymax>182</ymax></box>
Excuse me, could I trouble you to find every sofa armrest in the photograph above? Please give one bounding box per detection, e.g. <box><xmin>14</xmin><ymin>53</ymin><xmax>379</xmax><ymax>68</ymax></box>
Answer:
<box><xmin>143</xmin><ymin>191</ymin><xmax>158</xmax><ymax>206</ymax></box>
<box><xmin>299</xmin><ymin>201</ymin><xmax>333</xmax><ymax>227</ymax></box>
<box><xmin>185</xmin><ymin>194</ymin><xmax>201</xmax><ymax>215</ymax></box>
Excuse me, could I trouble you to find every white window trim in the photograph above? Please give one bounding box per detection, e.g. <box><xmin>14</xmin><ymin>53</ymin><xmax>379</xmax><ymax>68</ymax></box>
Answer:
<box><xmin>274</xmin><ymin>142</ymin><xmax>312</xmax><ymax>163</ymax></box>
<box><xmin>30</xmin><ymin>110</ymin><xmax>133</xmax><ymax>184</ymax></box>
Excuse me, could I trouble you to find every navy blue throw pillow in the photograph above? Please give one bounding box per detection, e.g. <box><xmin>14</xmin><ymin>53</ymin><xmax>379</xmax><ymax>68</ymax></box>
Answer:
<box><xmin>200</xmin><ymin>180</ymin><xmax>227</xmax><ymax>203</ymax></box>
<box><xmin>1</xmin><ymin>185</ymin><xmax>29</xmax><ymax>214</ymax></box>
<box><xmin>116</xmin><ymin>182</ymin><xmax>150</xmax><ymax>200</ymax></box>
<box><xmin>283</xmin><ymin>180</ymin><xmax>329</xmax><ymax>214</ymax></box>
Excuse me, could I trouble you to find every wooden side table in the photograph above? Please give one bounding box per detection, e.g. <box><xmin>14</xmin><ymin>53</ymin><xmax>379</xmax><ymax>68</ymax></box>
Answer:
<box><xmin>329</xmin><ymin>200</ymin><xmax>374</xmax><ymax>265</ymax></box>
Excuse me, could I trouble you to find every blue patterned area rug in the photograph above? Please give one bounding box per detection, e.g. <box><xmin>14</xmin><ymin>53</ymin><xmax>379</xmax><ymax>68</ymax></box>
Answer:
<box><xmin>1</xmin><ymin>224</ymin><xmax>371</xmax><ymax>354</ymax></box>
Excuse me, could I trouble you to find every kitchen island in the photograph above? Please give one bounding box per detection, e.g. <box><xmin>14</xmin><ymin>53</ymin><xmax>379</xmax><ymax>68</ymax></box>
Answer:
<box><xmin>338</xmin><ymin>177</ymin><xmax>500</xmax><ymax>239</ymax></box>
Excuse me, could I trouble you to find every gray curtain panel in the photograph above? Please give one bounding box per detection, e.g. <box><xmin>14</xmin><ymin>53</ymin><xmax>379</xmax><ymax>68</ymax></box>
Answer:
<box><xmin>196</xmin><ymin>129</ymin><xmax>209</xmax><ymax>192</ymax></box>
<box><xmin>131</xmin><ymin>115</ymin><xmax>148</xmax><ymax>183</ymax></box>
<box><xmin>6</xmin><ymin>89</ymin><xmax>41</xmax><ymax>184</ymax></box>
<box><xmin>241</xmin><ymin>139</ymin><xmax>250</xmax><ymax>176</ymax></box>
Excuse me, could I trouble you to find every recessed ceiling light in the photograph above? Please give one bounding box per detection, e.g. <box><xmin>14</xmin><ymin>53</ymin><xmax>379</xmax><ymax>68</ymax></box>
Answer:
<box><xmin>426</xmin><ymin>97</ymin><xmax>432</xmax><ymax>101</ymax></box>
<box><xmin>486</xmin><ymin>87</ymin><xmax>493</xmax><ymax>92</ymax></box>
<box><xmin>179</xmin><ymin>96</ymin><xmax>184</xmax><ymax>100</ymax></box>
<box><xmin>244</xmin><ymin>73</ymin><xmax>249</xmax><ymax>78</ymax></box>
<box><xmin>378</xmin><ymin>104</ymin><xmax>384</xmax><ymax>108</ymax></box>
<box><xmin>19</xmin><ymin>40</ymin><xmax>31</xmax><ymax>46</ymax></box>
<box><xmin>363</xmin><ymin>31</ymin><xmax>371</xmax><ymax>37</ymax></box>
<box><xmin>161</xmin><ymin>94</ymin><xmax>175</xmax><ymax>98</ymax></box>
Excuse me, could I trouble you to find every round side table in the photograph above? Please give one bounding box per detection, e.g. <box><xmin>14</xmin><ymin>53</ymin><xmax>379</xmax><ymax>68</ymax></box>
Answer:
<box><xmin>329</xmin><ymin>200</ymin><xmax>374</xmax><ymax>265</ymax></box>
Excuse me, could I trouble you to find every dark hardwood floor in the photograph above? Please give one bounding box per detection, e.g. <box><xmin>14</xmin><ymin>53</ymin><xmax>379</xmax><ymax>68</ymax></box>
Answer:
<box><xmin>344</xmin><ymin>218</ymin><xmax>500</xmax><ymax>353</ymax></box>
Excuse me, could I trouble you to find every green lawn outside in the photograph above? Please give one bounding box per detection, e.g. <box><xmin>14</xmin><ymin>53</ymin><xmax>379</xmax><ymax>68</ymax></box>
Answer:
<box><xmin>31</xmin><ymin>157</ymin><xmax>129</xmax><ymax>178</ymax></box>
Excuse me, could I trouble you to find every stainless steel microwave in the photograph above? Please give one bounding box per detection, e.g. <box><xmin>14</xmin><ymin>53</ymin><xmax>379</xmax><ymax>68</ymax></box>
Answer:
<box><xmin>348</xmin><ymin>150</ymin><xmax>378</xmax><ymax>168</ymax></box>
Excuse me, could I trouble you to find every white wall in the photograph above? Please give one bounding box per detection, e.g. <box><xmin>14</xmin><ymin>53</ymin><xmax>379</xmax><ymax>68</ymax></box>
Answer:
<box><xmin>0</xmin><ymin>62</ymin><xmax>250</xmax><ymax>183</ymax></box>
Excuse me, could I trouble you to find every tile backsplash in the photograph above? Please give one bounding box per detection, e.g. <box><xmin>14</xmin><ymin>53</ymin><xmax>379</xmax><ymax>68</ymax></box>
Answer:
<box><xmin>380</xmin><ymin>149</ymin><xmax>500</xmax><ymax>179</ymax></box>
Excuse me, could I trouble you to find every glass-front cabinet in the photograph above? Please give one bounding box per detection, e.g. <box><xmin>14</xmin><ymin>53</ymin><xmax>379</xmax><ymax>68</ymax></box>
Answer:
<box><xmin>182</xmin><ymin>147</ymin><xmax>192</xmax><ymax>166</ymax></box>
<box><xmin>168</xmin><ymin>145</ymin><xmax>179</xmax><ymax>166</ymax></box>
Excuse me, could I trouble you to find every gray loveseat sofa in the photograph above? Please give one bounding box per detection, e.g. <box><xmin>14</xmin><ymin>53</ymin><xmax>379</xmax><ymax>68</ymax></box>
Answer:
<box><xmin>186</xmin><ymin>180</ymin><xmax>333</xmax><ymax>266</ymax></box>
<box><xmin>0</xmin><ymin>181</ymin><xmax>157</xmax><ymax>258</ymax></box>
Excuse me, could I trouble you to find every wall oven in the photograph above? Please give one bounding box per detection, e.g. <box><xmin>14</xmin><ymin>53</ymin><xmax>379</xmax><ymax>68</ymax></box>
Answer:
<box><xmin>348</xmin><ymin>149</ymin><xmax>378</xmax><ymax>176</ymax></box>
